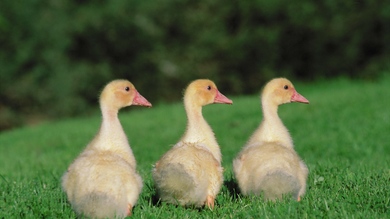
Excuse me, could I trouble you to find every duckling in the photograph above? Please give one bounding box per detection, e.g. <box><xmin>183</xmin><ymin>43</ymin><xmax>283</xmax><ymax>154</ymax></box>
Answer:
<box><xmin>61</xmin><ymin>80</ymin><xmax>151</xmax><ymax>218</ymax></box>
<box><xmin>233</xmin><ymin>78</ymin><xmax>309</xmax><ymax>201</ymax></box>
<box><xmin>152</xmin><ymin>79</ymin><xmax>232</xmax><ymax>208</ymax></box>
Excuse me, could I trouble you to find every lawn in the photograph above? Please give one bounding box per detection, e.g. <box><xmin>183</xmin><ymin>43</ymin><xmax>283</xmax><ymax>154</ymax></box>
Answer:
<box><xmin>0</xmin><ymin>76</ymin><xmax>389</xmax><ymax>218</ymax></box>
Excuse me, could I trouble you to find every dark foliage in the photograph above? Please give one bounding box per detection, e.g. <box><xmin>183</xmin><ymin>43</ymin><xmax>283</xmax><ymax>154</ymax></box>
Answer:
<box><xmin>0</xmin><ymin>0</ymin><xmax>389</xmax><ymax>130</ymax></box>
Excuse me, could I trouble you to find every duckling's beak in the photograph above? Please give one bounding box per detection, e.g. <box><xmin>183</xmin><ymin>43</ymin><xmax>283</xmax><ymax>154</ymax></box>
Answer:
<box><xmin>132</xmin><ymin>90</ymin><xmax>152</xmax><ymax>107</ymax></box>
<box><xmin>214</xmin><ymin>90</ymin><xmax>233</xmax><ymax>104</ymax></box>
<box><xmin>291</xmin><ymin>89</ymin><xmax>309</xmax><ymax>104</ymax></box>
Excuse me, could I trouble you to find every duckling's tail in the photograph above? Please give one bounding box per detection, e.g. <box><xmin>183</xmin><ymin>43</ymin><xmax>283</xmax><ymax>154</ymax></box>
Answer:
<box><xmin>258</xmin><ymin>171</ymin><xmax>300</xmax><ymax>201</ymax></box>
<box><xmin>74</xmin><ymin>192</ymin><xmax>127</xmax><ymax>219</ymax></box>
<box><xmin>154</xmin><ymin>163</ymin><xmax>203</xmax><ymax>205</ymax></box>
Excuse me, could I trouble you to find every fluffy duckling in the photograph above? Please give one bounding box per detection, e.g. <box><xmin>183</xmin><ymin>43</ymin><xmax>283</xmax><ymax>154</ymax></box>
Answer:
<box><xmin>233</xmin><ymin>78</ymin><xmax>309</xmax><ymax>201</ymax></box>
<box><xmin>62</xmin><ymin>80</ymin><xmax>151</xmax><ymax>218</ymax></box>
<box><xmin>152</xmin><ymin>79</ymin><xmax>232</xmax><ymax>208</ymax></box>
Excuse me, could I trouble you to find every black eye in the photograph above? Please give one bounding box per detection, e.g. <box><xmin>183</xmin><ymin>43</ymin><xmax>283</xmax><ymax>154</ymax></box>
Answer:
<box><xmin>284</xmin><ymin>85</ymin><xmax>288</xmax><ymax>90</ymax></box>
<box><xmin>207</xmin><ymin>86</ymin><xmax>211</xmax><ymax>90</ymax></box>
<box><xmin>125</xmin><ymin>87</ymin><xmax>130</xmax><ymax>92</ymax></box>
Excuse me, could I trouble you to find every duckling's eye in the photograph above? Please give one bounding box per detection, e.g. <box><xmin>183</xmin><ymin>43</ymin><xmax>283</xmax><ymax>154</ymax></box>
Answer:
<box><xmin>125</xmin><ymin>87</ymin><xmax>130</xmax><ymax>92</ymax></box>
<box><xmin>207</xmin><ymin>86</ymin><xmax>211</xmax><ymax>90</ymax></box>
<box><xmin>284</xmin><ymin>85</ymin><xmax>289</xmax><ymax>90</ymax></box>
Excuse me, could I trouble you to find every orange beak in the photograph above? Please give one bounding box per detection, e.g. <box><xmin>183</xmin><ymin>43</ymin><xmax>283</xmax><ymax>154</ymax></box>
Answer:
<box><xmin>214</xmin><ymin>90</ymin><xmax>233</xmax><ymax>104</ymax></box>
<box><xmin>132</xmin><ymin>90</ymin><xmax>152</xmax><ymax>107</ymax></box>
<box><xmin>291</xmin><ymin>89</ymin><xmax>309</xmax><ymax>104</ymax></box>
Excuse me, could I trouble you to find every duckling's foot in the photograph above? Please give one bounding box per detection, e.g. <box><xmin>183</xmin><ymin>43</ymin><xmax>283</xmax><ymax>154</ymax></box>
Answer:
<box><xmin>297</xmin><ymin>196</ymin><xmax>301</xmax><ymax>202</ymax></box>
<box><xmin>127</xmin><ymin>204</ymin><xmax>132</xmax><ymax>216</ymax></box>
<box><xmin>205</xmin><ymin>195</ymin><xmax>215</xmax><ymax>209</ymax></box>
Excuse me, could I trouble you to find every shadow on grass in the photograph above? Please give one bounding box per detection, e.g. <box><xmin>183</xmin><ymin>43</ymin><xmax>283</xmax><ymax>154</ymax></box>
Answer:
<box><xmin>223</xmin><ymin>176</ymin><xmax>242</xmax><ymax>201</ymax></box>
<box><xmin>146</xmin><ymin>178</ymin><xmax>242</xmax><ymax>211</ymax></box>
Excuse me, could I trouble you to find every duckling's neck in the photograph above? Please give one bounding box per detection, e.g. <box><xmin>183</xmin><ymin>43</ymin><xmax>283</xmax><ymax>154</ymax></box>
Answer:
<box><xmin>181</xmin><ymin>100</ymin><xmax>221</xmax><ymax>163</ymax></box>
<box><xmin>88</xmin><ymin>105</ymin><xmax>136</xmax><ymax>166</ymax></box>
<box><xmin>99</xmin><ymin>108</ymin><xmax>126</xmax><ymax>143</ymax></box>
<box><xmin>247</xmin><ymin>98</ymin><xmax>293</xmax><ymax>148</ymax></box>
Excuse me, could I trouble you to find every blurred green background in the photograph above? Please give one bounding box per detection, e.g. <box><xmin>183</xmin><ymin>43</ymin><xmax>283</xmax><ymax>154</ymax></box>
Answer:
<box><xmin>1</xmin><ymin>0</ymin><xmax>389</xmax><ymax>131</ymax></box>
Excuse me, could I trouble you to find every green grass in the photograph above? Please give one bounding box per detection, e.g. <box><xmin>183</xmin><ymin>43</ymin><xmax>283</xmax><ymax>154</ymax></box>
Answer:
<box><xmin>1</xmin><ymin>76</ymin><xmax>389</xmax><ymax>218</ymax></box>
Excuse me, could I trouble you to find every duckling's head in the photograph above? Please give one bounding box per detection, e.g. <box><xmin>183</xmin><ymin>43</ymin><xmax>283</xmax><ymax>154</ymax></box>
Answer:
<box><xmin>184</xmin><ymin>79</ymin><xmax>233</xmax><ymax>106</ymax></box>
<box><xmin>100</xmin><ymin>80</ymin><xmax>152</xmax><ymax>110</ymax></box>
<box><xmin>262</xmin><ymin>78</ymin><xmax>309</xmax><ymax>106</ymax></box>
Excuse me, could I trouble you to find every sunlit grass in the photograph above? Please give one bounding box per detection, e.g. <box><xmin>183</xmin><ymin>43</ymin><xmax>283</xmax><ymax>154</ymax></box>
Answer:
<box><xmin>0</xmin><ymin>76</ymin><xmax>389</xmax><ymax>218</ymax></box>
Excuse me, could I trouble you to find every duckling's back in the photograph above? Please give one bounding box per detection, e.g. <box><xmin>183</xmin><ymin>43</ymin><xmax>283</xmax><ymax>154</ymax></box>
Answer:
<box><xmin>234</xmin><ymin>142</ymin><xmax>307</xmax><ymax>200</ymax></box>
<box><xmin>62</xmin><ymin>150</ymin><xmax>142</xmax><ymax>218</ymax></box>
<box><xmin>153</xmin><ymin>142</ymin><xmax>222</xmax><ymax>207</ymax></box>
